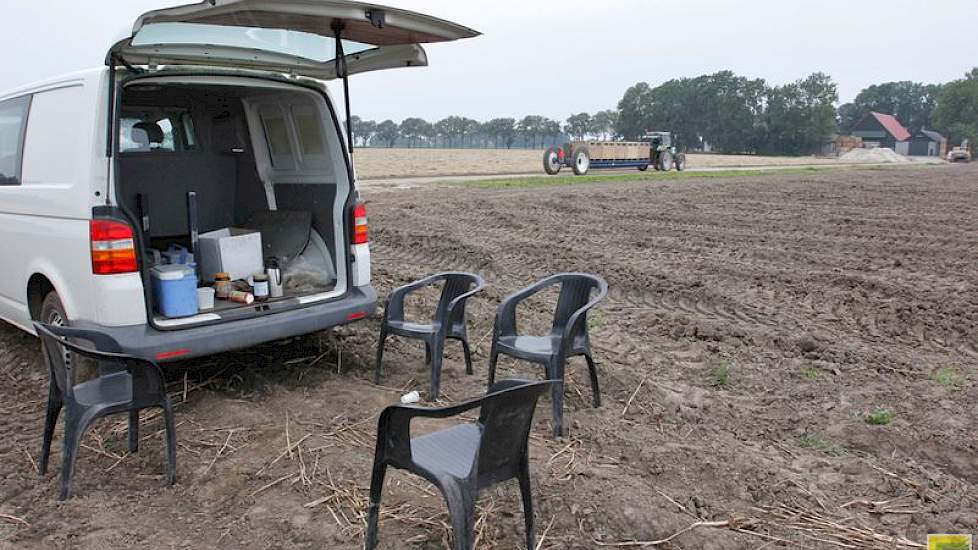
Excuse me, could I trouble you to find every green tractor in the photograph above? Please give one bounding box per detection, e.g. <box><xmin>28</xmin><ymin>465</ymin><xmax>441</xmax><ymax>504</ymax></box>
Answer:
<box><xmin>641</xmin><ymin>131</ymin><xmax>686</xmax><ymax>172</ymax></box>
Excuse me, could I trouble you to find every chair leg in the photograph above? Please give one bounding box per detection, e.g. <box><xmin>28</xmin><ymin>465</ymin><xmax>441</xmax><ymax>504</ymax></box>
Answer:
<box><xmin>374</xmin><ymin>326</ymin><xmax>389</xmax><ymax>385</ymax></box>
<box><xmin>459</xmin><ymin>338</ymin><xmax>474</xmax><ymax>375</ymax></box>
<box><xmin>518</xmin><ymin>455</ymin><xmax>536</xmax><ymax>550</ymax></box>
<box><xmin>60</xmin><ymin>409</ymin><xmax>95</xmax><ymax>500</ymax></box>
<box><xmin>429</xmin><ymin>337</ymin><xmax>445</xmax><ymax>401</ymax></box>
<box><xmin>442</xmin><ymin>482</ymin><xmax>476</xmax><ymax>550</ymax></box>
<box><xmin>487</xmin><ymin>341</ymin><xmax>500</xmax><ymax>388</ymax></box>
<box><xmin>128</xmin><ymin>409</ymin><xmax>139</xmax><ymax>454</ymax></box>
<box><xmin>39</xmin><ymin>382</ymin><xmax>62</xmax><ymax>475</ymax></box>
<box><xmin>162</xmin><ymin>401</ymin><xmax>177</xmax><ymax>486</ymax></box>
<box><xmin>584</xmin><ymin>352</ymin><xmax>601</xmax><ymax>408</ymax></box>
<box><xmin>549</xmin><ymin>358</ymin><xmax>566</xmax><ymax>438</ymax></box>
<box><xmin>365</xmin><ymin>463</ymin><xmax>388</xmax><ymax>550</ymax></box>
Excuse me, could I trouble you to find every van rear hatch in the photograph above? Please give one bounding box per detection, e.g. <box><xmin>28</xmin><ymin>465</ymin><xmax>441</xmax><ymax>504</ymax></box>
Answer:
<box><xmin>109</xmin><ymin>0</ymin><xmax>480</xmax><ymax>79</ymax></box>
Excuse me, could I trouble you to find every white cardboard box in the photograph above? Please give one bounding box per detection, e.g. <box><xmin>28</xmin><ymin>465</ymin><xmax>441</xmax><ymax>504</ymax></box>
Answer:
<box><xmin>198</xmin><ymin>228</ymin><xmax>264</xmax><ymax>282</ymax></box>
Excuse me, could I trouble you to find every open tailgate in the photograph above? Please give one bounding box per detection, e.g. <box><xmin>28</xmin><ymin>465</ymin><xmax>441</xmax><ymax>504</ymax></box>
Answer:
<box><xmin>109</xmin><ymin>0</ymin><xmax>479</xmax><ymax>79</ymax></box>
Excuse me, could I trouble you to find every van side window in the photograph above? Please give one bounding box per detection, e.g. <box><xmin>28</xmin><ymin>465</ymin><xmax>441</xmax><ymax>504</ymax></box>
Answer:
<box><xmin>259</xmin><ymin>107</ymin><xmax>295</xmax><ymax>170</ymax></box>
<box><xmin>293</xmin><ymin>106</ymin><xmax>325</xmax><ymax>156</ymax></box>
<box><xmin>119</xmin><ymin>111</ymin><xmax>195</xmax><ymax>153</ymax></box>
<box><xmin>0</xmin><ymin>95</ymin><xmax>32</xmax><ymax>185</ymax></box>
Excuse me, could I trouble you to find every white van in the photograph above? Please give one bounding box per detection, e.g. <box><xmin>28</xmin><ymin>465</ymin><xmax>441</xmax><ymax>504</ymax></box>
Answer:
<box><xmin>0</xmin><ymin>1</ymin><xmax>477</xmax><ymax>361</ymax></box>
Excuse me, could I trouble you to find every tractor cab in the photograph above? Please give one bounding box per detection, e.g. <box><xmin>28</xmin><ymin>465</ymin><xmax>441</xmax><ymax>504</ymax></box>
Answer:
<box><xmin>644</xmin><ymin>131</ymin><xmax>673</xmax><ymax>150</ymax></box>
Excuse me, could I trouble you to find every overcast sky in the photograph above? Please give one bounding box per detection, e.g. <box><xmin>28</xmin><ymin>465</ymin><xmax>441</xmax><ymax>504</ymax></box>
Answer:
<box><xmin>2</xmin><ymin>1</ymin><xmax>976</xmax><ymax>123</ymax></box>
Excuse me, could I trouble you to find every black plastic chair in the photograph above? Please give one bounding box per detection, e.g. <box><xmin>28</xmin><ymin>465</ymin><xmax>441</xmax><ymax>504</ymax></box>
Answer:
<box><xmin>365</xmin><ymin>379</ymin><xmax>553</xmax><ymax>550</ymax></box>
<box><xmin>376</xmin><ymin>272</ymin><xmax>485</xmax><ymax>400</ymax></box>
<box><xmin>487</xmin><ymin>273</ymin><xmax>608</xmax><ymax>437</ymax></box>
<box><xmin>33</xmin><ymin>322</ymin><xmax>177</xmax><ymax>500</ymax></box>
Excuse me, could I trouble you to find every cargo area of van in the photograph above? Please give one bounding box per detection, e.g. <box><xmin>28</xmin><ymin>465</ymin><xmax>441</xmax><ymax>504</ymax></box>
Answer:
<box><xmin>115</xmin><ymin>76</ymin><xmax>352</xmax><ymax>328</ymax></box>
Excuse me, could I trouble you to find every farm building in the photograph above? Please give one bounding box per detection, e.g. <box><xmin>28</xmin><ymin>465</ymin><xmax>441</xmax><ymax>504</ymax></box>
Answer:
<box><xmin>850</xmin><ymin>111</ymin><xmax>911</xmax><ymax>155</ymax></box>
<box><xmin>908</xmin><ymin>129</ymin><xmax>947</xmax><ymax>157</ymax></box>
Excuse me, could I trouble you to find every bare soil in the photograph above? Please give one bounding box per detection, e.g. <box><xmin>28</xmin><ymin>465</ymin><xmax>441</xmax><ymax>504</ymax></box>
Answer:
<box><xmin>353</xmin><ymin>148</ymin><xmax>884</xmax><ymax>180</ymax></box>
<box><xmin>2</xmin><ymin>164</ymin><xmax>977</xmax><ymax>549</ymax></box>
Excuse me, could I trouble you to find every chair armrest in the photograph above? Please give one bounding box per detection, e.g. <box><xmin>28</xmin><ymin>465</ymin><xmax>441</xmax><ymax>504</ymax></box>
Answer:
<box><xmin>384</xmin><ymin>273</ymin><xmax>453</xmax><ymax>322</ymax></box>
<box><xmin>446</xmin><ymin>276</ymin><xmax>486</xmax><ymax>320</ymax></box>
<box><xmin>494</xmin><ymin>275</ymin><xmax>563</xmax><ymax>337</ymax></box>
<box><xmin>374</xmin><ymin>396</ymin><xmax>487</xmax><ymax>466</ymax></box>
<box><xmin>34</xmin><ymin>322</ymin><xmax>123</xmax><ymax>353</ymax></box>
<box><xmin>560</xmin><ymin>280</ymin><xmax>609</xmax><ymax>355</ymax></box>
<box><xmin>34</xmin><ymin>322</ymin><xmax>167</xmax><ymax>399</ymax></box>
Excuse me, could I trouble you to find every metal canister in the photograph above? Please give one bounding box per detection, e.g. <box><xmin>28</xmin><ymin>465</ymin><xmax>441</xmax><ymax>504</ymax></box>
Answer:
<box><xmin>253</xmin><ymin>274</ymin><xmax>270</xmax><ymax>301</ymax></box>
<box><xmin>266</xmin><ymin>259</ymin><xmax>284</xmax><ymax>299</ymax></box>
<box><xmin>214</xmin><ymin>273</ymin><xmax>232</xmax><ymax>299</ymax></box>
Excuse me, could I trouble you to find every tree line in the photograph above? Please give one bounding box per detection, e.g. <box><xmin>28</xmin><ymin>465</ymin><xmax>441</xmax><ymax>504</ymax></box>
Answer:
<box><xmin>353</xmin><ymin>67</ymin><xmax>978</xmax><ymax>155</ymax></box>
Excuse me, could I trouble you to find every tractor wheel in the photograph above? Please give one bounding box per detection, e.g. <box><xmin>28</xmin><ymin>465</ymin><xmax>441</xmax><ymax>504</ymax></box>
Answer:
<box><xmin>637</xmin><ymin>164</ymin><xmax>649</xmax><ymax>172</ymax></box>
<box><xmin>674</xmin><ymin>153</ymin><xmax>687</xmax><ymax>171</ymax></box>
<box><xmin>572</xmin><ymin>147</ymin><xmax>591</xmax><ymax>176</ymax></box>
<box><xmin>652</xmin><ymin>154</ymin><xmax>662</xmax><ymax>170</ymax></box>
<box><xmin>543</xmin><ymin>147</ymin><xmax>562</xmax><ymax>175</ymax></box>
<box><xmin>658</xmin><ymin>152</ymin><xmax>673</xmax><ymax>172</ymax></box>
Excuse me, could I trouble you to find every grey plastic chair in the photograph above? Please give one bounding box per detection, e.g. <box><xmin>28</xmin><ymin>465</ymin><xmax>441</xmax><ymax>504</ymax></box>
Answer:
<box><xmin>34</xmin><ymin>322</ymin><xmax>177</xmax><ymax>500</ymax></box>
<box><xmin>376</xmin><ymin>272</ymin><xmax>485</xmax><ymax>400</ymax></box>
<box><xmin>487</xmin><ymin>273</ymin><xmax>608</xmax><ymax>437</ymax></box>
<box><xmin>365</xmin><ymin>379</ymin><xmax>553</xmax><ymax>550</ymax></box>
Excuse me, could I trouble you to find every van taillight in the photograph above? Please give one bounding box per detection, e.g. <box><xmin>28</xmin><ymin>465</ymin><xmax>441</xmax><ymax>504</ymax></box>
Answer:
<box><xmin>90</xmin><ymin>219</ymin><xmax>138</xmax><ymax>275</ymax></box>
<box><xmin>352</xmin><ymin>203</ymin><xmax>369</xmax><ymax>244</ymax></box>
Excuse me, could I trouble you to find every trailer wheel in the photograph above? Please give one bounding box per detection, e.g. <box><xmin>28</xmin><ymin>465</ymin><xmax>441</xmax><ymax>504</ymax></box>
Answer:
<box><xmin>572</xmin><ymin>147</ymin><xmax>590</xmax><ymax>176</ymax></box>
<box><xmin>658</xmin><ymin>152</ymin><xmax>673</xmax><ymax>172</ymax></box>
<box><xmin>543</xmin><ymin>147</ymin><xmax>562</xmax><ymax>175</ymax></box>
<box><xmin>675</xmin><ymin>153</ymin><xmax>687</xmax><ymax>171</ymax></box>
<box><xmin>638</xmin><ymin>164</ymin><xmax>649</xmax><ymax>172</ymax></box>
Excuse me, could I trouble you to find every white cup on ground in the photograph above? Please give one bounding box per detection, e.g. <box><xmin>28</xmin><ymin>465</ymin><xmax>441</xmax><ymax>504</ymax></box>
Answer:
<box><xmin>400</xmin><ymin>391</ymin><xmax>421</xmax><ymax>404</ymax></box>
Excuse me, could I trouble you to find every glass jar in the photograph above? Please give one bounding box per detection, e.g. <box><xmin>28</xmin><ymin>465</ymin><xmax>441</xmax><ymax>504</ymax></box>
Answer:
<box><xmin>214</xmin><ymin>272</ymin><xmax>232</xmax><ymax>299</ymax></box>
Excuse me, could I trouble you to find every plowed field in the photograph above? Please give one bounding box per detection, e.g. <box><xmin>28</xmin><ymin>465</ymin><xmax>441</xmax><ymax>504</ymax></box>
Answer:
<box><xmin>1</xmin><ymin>164</ymin><xmax>976</xmax><ymax>549</ymax></box>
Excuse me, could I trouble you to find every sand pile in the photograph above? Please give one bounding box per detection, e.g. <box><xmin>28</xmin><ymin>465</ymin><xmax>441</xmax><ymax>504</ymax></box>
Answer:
<box><xmin>839</xmin><ymin>147</ymin><xmax>911</xmax><ymax>163</ymax></box>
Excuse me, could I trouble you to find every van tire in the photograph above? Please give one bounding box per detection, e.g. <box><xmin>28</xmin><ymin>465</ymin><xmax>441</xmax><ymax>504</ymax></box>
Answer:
<box><xmin>39</xmin><ymin>291</ymin><xmax>97</xmax><ymax>382</ymax></box>
<box><xmin>40</xmin><ymin>291</ymin><xmax>68</xmax><ymax>330</ymax></box>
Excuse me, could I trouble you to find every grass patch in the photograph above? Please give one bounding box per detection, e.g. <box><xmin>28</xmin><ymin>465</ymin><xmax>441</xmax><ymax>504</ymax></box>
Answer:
<box><xmin>454</xmin><ymin>166</ymin><xmax>837</xmax><ymax>190</ymax></box>
<box><xmin>802</xmin><ymin>367</ymin><xmax>819</xmax><ymax>380</ymax></box>
<box><xmin>712</xmin><ymin>361</ymin><xmax>732</xmax><ymax>389</ymax></box>
<box><xmin>931</xmin><ymin>366</ymin><xmax>962</xmax><ymax>390</ymax></box>
<box><xmin>865</xmin><ymin>409</ymin><xmax>893</xmax><ymax>426</ymax></box>
<box><xmin>798</xmin><ymin>435</ymin><xmax>846</xmax><ymax>456</ymax></box>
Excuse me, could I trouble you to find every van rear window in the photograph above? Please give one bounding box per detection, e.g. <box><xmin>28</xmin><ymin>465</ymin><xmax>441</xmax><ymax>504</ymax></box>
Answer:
<box><xmin>120</xmin><ymin>111</ymin><xmax>195</xmax><ymax>153</ymax></box>
<box><xmin>133</xmin><ymin>22</ymin><xmax>375</xmax><ymax>64</ymax></box>
<box><xmin>0</xmin><ymin>95</ymin><xmax>31</xmax><ymax>185</ymax></box>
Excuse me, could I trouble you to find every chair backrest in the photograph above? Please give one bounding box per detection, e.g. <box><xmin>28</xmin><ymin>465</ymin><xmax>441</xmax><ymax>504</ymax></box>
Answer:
<box><xmin>33</xmin><ymin>323</ymin><xmax>158</xmax><ymax>400</ymax></box>
<box><xmin>549</xmin><ymin>273</ymin><xmax>607</xmax><ymax>339</ymax></box>
<box><xmin>435</xmin><ymin>272</ymin><xmax>482</xmax><ymax>325</ymax></box>
<box><xmin>475</xmin><ymin>379</ymin><xmax>553</xmax><ymax>487</ymax></box>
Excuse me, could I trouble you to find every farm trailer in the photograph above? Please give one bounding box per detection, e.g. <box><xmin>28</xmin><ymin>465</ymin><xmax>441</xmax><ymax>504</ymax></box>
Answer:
<box><xmin>544</xmin><ymin>134</ymin><xmax>687</xmax><ymax>176</ymax></box>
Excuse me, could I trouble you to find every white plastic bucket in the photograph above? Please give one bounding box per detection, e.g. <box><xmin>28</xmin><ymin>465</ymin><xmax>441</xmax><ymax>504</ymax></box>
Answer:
<box><xmin>197</xmin><ymin>287</ymin><xmax>216</xmax><ymax>311</ymax></box>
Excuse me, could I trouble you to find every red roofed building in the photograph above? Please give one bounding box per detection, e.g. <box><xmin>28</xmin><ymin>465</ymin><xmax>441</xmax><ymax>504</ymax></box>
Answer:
<box><xmin>851</xmin><ymin>111</ymin><xmax>912</xmax><ymax>154</ymax></box>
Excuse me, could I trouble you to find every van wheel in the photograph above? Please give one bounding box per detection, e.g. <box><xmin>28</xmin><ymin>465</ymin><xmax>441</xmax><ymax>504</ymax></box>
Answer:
<box><xmin>39</xmin><ymin>292</ymin><xmax>97</xmax><ymax>382</ymax></box>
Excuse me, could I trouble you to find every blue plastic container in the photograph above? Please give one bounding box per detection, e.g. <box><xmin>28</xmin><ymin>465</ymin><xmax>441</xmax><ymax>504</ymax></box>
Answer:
<box><xmin>162</xmin><ymin>244</ymin><xmax>195</xmax><ymax>267</ymax></box>
<box><xmin>151</xmin><ymin>264</ymin><xmax>199</xmax><ymax>318</ymax></box>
